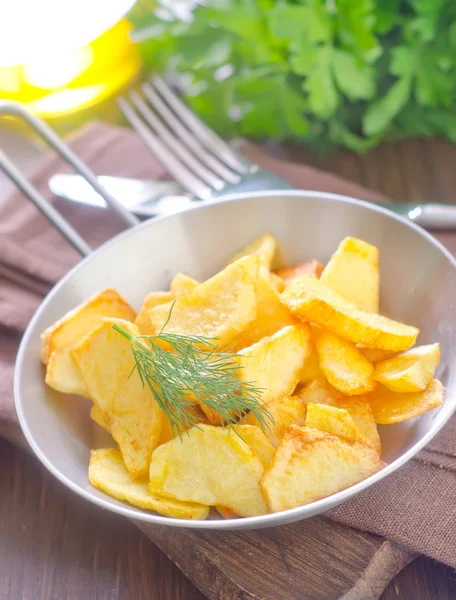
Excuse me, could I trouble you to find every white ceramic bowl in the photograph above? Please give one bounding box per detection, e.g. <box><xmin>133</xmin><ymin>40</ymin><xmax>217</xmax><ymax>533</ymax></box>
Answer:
<box><xmin>15</xmin><ymin>191</ymin><xmax>456</xmax><ymax>529</ymax></box>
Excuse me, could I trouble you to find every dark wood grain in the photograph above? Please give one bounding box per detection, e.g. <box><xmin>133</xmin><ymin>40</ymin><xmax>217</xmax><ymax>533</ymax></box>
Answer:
<box><xmin>138</xmin><ymin>521</ymin><xmax>415</xmax><ymax>600</ymax></box>
<box><xmin>3</xmin><ymin>437</ymin><xmax>456</xmax><ymax>600</ymax></box>
<box><xmin>3</xmin><ymin>138</ymin><xmax>456</xmax><ymax>599</ymax></box>
<box><xmin>0</xmin><ymin>439</ymin><xmax>204</xmax><ymax>600</ymax></box>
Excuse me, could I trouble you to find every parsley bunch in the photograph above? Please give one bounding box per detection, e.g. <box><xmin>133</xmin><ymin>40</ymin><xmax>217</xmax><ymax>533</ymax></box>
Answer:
<box><xmin>129</xmin><ymin>0</ymin><xmax>456</xmax><ymax>153</ymax></box>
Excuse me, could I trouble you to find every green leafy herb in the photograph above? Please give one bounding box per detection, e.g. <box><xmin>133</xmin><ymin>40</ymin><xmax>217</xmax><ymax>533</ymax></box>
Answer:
<box><xmin>112</xmin><ymin>324</ymin><xmax>271</xmax><ymax>438</ymax></box>
<box><xmin>128</xmin><ymin>0</ymin><xmax>456</xmax><ymax>153</ymax></box>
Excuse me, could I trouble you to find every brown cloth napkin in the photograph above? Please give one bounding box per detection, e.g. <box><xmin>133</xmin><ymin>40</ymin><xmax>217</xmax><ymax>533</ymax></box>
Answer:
<box><xmin>1</xmin><ymin>123</ymin><xmax>456</xmax><ymax>568</ymax></box>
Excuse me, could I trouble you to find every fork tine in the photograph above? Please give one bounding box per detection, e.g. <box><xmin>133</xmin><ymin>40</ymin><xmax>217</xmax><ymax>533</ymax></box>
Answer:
<box><xmin>130</xmin><ymin>90</ymin><xmax>225</xmax><ymax>191</ymax></box>
<box><xmin>142</xmin><ymin>82</ymin><xmax>241</xmax><ymax>185</ymax></box>
<box><xmin>118</xmin><ymin>97</ymin><xmax>212</xmax><ymax>201</ymax></box>
<box><xmin>152</xmin><ymin>76</ymin><xmax>252</xmax><ymax>175</ymax></box>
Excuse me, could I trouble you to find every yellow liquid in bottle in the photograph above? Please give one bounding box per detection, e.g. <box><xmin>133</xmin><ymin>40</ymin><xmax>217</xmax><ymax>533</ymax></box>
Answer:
<box><xmin>0</xmin><ymin>19</ymin><xmax>142</xmax><ymax>119</ymax></box>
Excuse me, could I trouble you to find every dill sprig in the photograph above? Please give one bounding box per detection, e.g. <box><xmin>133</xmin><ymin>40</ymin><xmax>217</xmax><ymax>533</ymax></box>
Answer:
<box><xmin>112</xmin><ymin>324</ymin><xmax>272</xmax><ymax>438</ymax></box>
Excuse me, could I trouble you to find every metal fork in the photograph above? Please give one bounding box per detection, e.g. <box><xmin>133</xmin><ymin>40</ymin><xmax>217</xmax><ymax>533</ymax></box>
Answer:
<box><xmin>115</xmin><ymin>78</ymin><xmax>456</xmax><ymax>230</ymax></box>
<box><xmin>117</xmin><ymin>76</ymin><xmax>292</xmax><ymax>201</ymax></box>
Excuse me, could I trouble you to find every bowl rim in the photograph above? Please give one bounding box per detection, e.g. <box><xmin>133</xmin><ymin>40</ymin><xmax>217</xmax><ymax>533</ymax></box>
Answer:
<box><xmin>14</xmin><ymin>189</ymin><xmax>456</xmax><ymax>529</ymax></box>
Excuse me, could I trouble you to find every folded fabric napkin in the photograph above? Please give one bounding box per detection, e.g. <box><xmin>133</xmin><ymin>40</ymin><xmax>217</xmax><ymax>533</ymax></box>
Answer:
<box><xmin>1</xmin><ymin>123</ymin><xmax>455</xmax><ymax>567</ymax></box>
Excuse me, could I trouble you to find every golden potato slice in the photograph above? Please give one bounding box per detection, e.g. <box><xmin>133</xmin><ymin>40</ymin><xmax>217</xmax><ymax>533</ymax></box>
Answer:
<box><xmin>158</xmin><ymin>403</ymin><xmax>208</xmax><ymax>446</ymax></box>
<box><xmin>216</xmin><ymin>506</ymin><xmax>239</xmax><ymax>519</ymax></box>
<box><xmin>297</xmin><ymin>377</ymin><xmax>344</xmax><ymax>406</ymax></box>
<box><xmin>135</xmin><ymin>291</ymin><xmax>173</xmax><ymax>333</ymax></box>
<box><xmin>282</xmin><ymin>275</ymin><xmax>418</xmax><ymax>352</ymax></box>
<box><xmin>316</xmin><ymin>331</ymin><xmax>376</xmax><ymax>395</ymax></box>
<box><xmin>41</xmin><ymin>288</ymin><xmax>136</xmax><ymax>364</ymax></box>
<box><xmin>244</xmin><ymin>395</ymin><xmax>307</xmax><ymax>447</ymax></box>
<box><xmin>234</xmin><ymin>271</ymin><xmax>297</xmax><ymax>350</ymax></box>
<box><xmin>320</xmin><ymin>237</ymin><xmax>379</xmax><ymax>313</ymax></box>
<box><xmin>90</xmin><ymin>405</ymin><xmax>110</xmax><ymax>432</ymax></box>
<box><xmin>45</xmin><ymin>349</ymin><xmax>88</xmax><ymax>397</ymax></box>
<box><xmin>73</xmin><ymin>319</ymin><xmax>163</xmax><ymax>479</ymax></box>
<box><xmin>368</xmin><ymin>379</ymin><xmax>444</xmax><ymax>424</ymax></box>
<box><xmin>227</xmin><ymin>233</ymin><xmax>277</xmax><ymax>270</ymax></box>
<box><xmin>276</xmin><ymin>260</ymin><xmax>324</xmax><ymax>286</ymax></box>
<box><xmin>238</xmin><ymin>324</ymin><xmax>312</xmax><ymax>406</ymax></box>
<box><xmin>200</xmin><ymin>323</ymin><xmax>310</xmax><ymax>426</ymax></box>
<box><xmin>305</xmin><ymin>403</ymin><xmax>368</xmax><ymax>445</ymax></box>
<box><xmin>374</xmin><ymin>343</ymin><xmax>440</xmax><ymax>393</ymax></box>
<box><xmin>297</xmin><ymin>380</ymin><xmax>380</xmax><ymax>453</ymax></box>
<box><xmin>149</xmin><ymin>424</ymin><xmax>268</xmax><ymax>517</ymax></box>
<box><xmin>144</xmin><ymin>255</ymin><xmax>260</xmax><ymax>347</ymax></box>
<box><xmin>299</xmin><ymin>349</ymin><xmax>322</xmax><ymax>385</ymax></box>
<box><xmin>170</xmin><ymin>273</ymin><xmax>199</xmax><ymax>297</ymax></box>
<box><xmin>158</xmin><ymin>412</ymin><xmax>176</xmax><ymax>446</ymax></box>
<box><xmin>233</xmin><ymin>424</ymin><xmax>275</xmax><ymax>466</ymax></box>
<box><xmin>360</xmin><ymin>348</ymin><xmax>396</xmax><ymax>363</ymax></box>
<box><xmin>298</xmin><ymin>379</ymin><xmax>380</xmax><ymax>452</ymax></box>
<box><xmin>336</xmin><ymin>397</ymin><xmax>381</xmax><ymax>454</ymax></box>
<box><xmin>193</xmin><ymin>403</ymin><xmax>226</xmax><ymax>427</ymax></box>
<box><xmin>262</xmin><ymin>426</ymin><xmax>385</xmax><ymax>512</ymax></box>
<box><xmin>89</xmin><ymin>449</ymin><xmax>209</xmax><ymax>520</ymax></box>
<box><xmin>269</xmin><ymin>273</ymin><xmax>285</xmax><ymax>293</ymax></box>
<box><xmin>297</xmin><ymin>327</ymin><xmax>323</xmax><ymax>384</ymax></box>
<box><xmin>73</xmin><ymin>318</ymin><xmax>135</xmax><ymax>415</ymax></box>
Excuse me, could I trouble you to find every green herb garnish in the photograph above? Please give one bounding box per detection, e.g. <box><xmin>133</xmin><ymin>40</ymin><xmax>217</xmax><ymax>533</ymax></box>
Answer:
<box><xmin>128</xmin><ymin>0</ymin><xmax>456</xmax><ymax>153</ymax></box>
<box><xmin>112</xmin><ymin>324</ymin><xmax>271</xmax><ymax>438</ymax></box>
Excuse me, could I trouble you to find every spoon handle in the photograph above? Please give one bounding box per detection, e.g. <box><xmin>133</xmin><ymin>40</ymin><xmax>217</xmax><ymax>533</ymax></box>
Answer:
<box><xmin>382</xmin><ymin>203</ymin><xmax>456</xmax><ymax>231</ymax></box>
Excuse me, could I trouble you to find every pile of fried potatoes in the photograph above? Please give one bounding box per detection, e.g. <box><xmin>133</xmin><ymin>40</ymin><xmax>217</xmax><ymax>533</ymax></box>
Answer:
<box><xmin>42</xmin><ymin>234</ymin><xmax>444</xmax><ymax>519</ymax></box>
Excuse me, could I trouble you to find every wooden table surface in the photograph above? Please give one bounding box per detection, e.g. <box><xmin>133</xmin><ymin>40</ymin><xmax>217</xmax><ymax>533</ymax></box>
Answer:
<box><xmin>2</xmin><ymin>138</ymin><xmax>456</xmax><ymax>599</ymax></box>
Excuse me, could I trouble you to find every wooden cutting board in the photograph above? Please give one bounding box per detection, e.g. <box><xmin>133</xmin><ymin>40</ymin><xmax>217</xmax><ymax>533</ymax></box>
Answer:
<box><xmin>3</xmin><ymin>414</ymin><xmax>416</xmax><ymax>600</ymax></box>
<box><xmin>137</xmin><ymin>518</ymin><xmax>416</xmax><ymax>600</ymax></box>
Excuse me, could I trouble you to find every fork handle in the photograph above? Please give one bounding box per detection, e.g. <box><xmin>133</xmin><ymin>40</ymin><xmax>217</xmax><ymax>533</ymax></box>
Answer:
<box><xmin>224</xmin><ymin>170</ymin><xmax>293</xmax><ymax>194</ymax></box>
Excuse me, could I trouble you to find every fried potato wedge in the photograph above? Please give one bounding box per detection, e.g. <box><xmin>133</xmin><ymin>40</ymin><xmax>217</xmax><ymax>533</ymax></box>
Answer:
<box><xmin>216</xmin><ymin>506</ymin><xmax>239</xmax><ymax>519</ymax></box>
<box><xmin>41</xmin><ymin>288</ymin><xmax>136</xmax><ymax>364</ymax></box>
<box><xmin>298</xmin><ymin>379</ymin><xmax>380</xmax><ymax>452</ymax></box>
<box><xmin>282</xmin><ymin>275</ymin><xmax>418</xmax><ymax>351</ymax></box>
<box><xmin>368</xmin><ymin>379</ymin><xmax>444</xmax><ymax>424</ymax></box>
<box><xmin>170</xmin><ymin>273</ymin><xmax>199</xmax><ymax>297</ymax></box>
<box><xmin>336</xmin><ymin>396</ymin><xmax>381</xmax><ymax>454</ymax></box>
<box><xmin>244</xmin><ymin>395</ymin><xmax>307</xmax><ymax>447</ymax></box>
<box><xmin>374</xmin><ymin>343</ymin><xmax>440</xmax><ymax>393</ymax></box>
<box><xmin>45</xmin><ymin>349</ymin><xmax>88</xmax><ymax>396</ymax></box>
<box><xmin>306</xmin><ymin>403</ymin><xmax>368</xmax><ymax>445</ymax></box>
<box><xmin>360</xmin><ymin>348</ymin><xmax>396</xmax><ymax>364</ymax></box>
<box><xmin>72</xmin><ymin>319</ymin><xmax>136</xmax><ymax>415</ymax></box>
<box><xmin>316</xmin><ymin>331</ymin><xmax>376</xmax><ymax>395</ymax></box>
<box><xmin>144</xmin><ymin>255</ymin><xmax>259</xmax><ymax>347</ymax></box>
<box><xmin>89</xmin><ymin>449</ymin><xmax>209</xmax><ymax>520</ymax></box>
<box><xmin>269</xmin><ymin>273</ymin><xmax>285</xmax><ymax>293</ymax></box>
<box><xmin>149</xmin><ymin>424</ymin><xmax>268</xmax><ymax>517</ymax></box>
<box><xmin>90</xmin><ymin>405</ymin><xmax>111</xmax><ymax>432</ymax></box>
<box><xmin>320</xmin><ymin>237</ymin><xmax>379</xmax><ymax>313</ymax></box>
<box><xmin>297</xmin><ymin>328</ymin><xmax>323</xmax><ymax>384</ymax></box>
<box><xmin>276</xmin><ymin>260</ymin><xmax>324</xmax><ymax>286</ymax></box>
<box><xmin>238</xmin><ymin>324</ymin><xmax>312</xmax><ymax>406</ymax></box>
<box><xmin>233</xmin><ymin>424</ymin><xmax>275</xmax><ymax>466</ymax></box>
<box><xmin>299</xmin><ymin>349</ymin><xmax>322</xmax><ymax>385</ymax></box>
<box><xmin>197</xmin><ymin>402</ymin><xmax>230</xmax><ymax>427</ymax></box>
<box><xmin>297</xmin><ymin>377</ymin><xmax>344</xmax><ymax>406</ymax></box>
<box><xmin>234</xmin><ymin>271</ymin><xmax>297</xmax><ymax>350</ymax></box>
<box><xmin>262</xmin><ymin>426</ymin><xmax>385</xmax><ymax>512</ymax></box>
<box><xmin>158</xmin><ymin>403</ymin><xmax>208</xmax><ymax>446</ymax></box>
<box><xmin>205</xmin><ymin>323</ymin><xmax>310</xmax><ymax>424</ymax></box>
<box><xmin>135</xmin><ymin>291</ymin><xmax>174</xmax><ymax>333</ymax></box>
<box><xmin>73</xmin><ymin>319</ymin><xmax>163</xmax><ymax>479</ymax></box>
<box><xmin>227</xmin><ymin>233</ymin><xmax>277</xmax><ymax>270</ymax></box>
